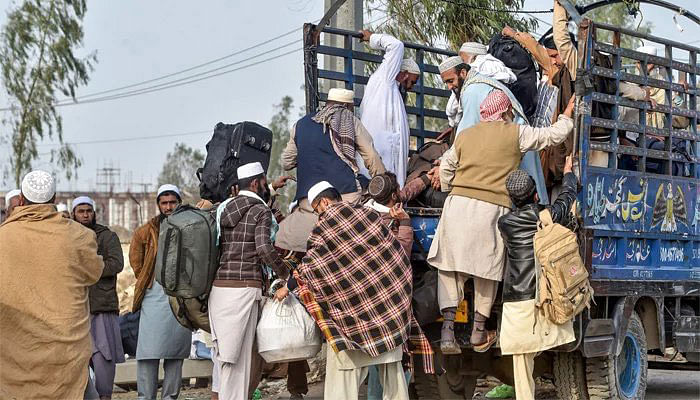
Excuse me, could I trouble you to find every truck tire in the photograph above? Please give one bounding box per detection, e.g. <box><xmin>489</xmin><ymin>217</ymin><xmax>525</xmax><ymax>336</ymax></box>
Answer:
<box><xmin>586</xmin><ymin>311</ymin><xmax>648</xmax><ymax>400</ymax></box>
<box><xmin>553</xmin><ymin>352</ymin><xmax>589</xmax><ymax>399</ymax></box>
<box><xmin>410</xmin><ymin>351</ymin><xmax>477</xmax><ymax>399</ymax></box>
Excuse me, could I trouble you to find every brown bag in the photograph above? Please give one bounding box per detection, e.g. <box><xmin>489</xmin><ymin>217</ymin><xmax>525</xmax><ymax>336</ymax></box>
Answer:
<box><xmin>534</xmin><ymin>209</ymin><xmax>593</xmax><ymax>324</ymax></box>
<box><xmin>406</xmin><ymin>141</ymin><xmax>448</xmax><ymax>183</ymax></box>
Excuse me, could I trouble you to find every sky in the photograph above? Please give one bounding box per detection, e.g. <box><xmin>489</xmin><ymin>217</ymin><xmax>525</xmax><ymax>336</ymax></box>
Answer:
<box><xmin>1</xmin><ymin>0</ymin><xmax>698</xmax><ymax>192</ymax></box>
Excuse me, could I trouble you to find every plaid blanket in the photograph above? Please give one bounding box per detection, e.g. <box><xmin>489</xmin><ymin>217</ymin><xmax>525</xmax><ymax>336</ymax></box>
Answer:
<box><xmin>296</xmin><ymin>202</ymin><xmax>434</xmax><ymax>373</ymax></box>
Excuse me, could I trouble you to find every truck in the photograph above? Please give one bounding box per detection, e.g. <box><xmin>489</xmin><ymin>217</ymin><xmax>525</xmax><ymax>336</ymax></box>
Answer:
<box><xmin>302</xmin><ymin>1</ymin><xmax>699</xmax><ymax>398</ymax></box>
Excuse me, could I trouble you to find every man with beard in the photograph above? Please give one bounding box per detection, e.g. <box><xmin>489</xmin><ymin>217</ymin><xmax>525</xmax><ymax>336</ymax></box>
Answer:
<box><xmin>72</xmin><ymin>196</ymin><xmax>125</xmax><ymax>400</ymax></box>
<box><xmin>439</xmin><ymin>56</ymin><xmax>470</xmax><ymax>143</ymax></box>
<box><xmin>357</xmin><ymin>30</ymin><xmax>420</xmax><ymax>187</ymax></box>
<box><xmin>130</xmin><ymin>184</ymin><xmax>192</xmax><ymax>400</ymax></box>
<box><xmin>209</xmin><ymin>162</ymin><xmax>293</xmax><ymax>399</ymax></box>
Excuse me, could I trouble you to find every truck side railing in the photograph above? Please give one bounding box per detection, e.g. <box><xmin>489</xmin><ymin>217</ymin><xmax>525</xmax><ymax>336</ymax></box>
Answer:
<box><xmin>303</xmin><ymin>24</ymin><xmax>455</xmax><ymax>148</ymax></box>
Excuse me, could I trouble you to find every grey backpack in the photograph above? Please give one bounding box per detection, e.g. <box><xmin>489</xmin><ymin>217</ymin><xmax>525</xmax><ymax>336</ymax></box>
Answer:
<box><xmin>155</xmin><ymin>205</ymin><xmax>219</xmax><ymax>299</ymax></box>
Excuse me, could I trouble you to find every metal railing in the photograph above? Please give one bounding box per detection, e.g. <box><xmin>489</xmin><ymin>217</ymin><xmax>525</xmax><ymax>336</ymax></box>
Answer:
<box><xmin>303</xmin><ymin>24</ymin><xmax>455</xmax><ymax>148</ymax></box>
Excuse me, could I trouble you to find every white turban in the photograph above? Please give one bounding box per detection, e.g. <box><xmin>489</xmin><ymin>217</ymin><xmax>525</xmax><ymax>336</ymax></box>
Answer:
<box><xmin>308</xmin><ymin>181</ymin><xmax>334</xmax><ymax>205</ymax></box>
<box><xmin>460</xmin><ymin>42</ymin><xmax>488</xmax><ymax>56</ymax></box>
<box><xmin>4</xmin><ymin>189</ymin><xmax>20</xmax><ymax>205</ymax></box>
<box><xmin>157</xmin><ymin>184</ymin><xmax>181</xmax><ymax>199</ymax></box>
<box><xmin>400</xmin><ymin>58</ymin><xmax>420</xmax><ymax>75</ymax></box>
<box><xmin>21</xmin><ymin>170</ymin><xmax>55</xmax><ymax>204</ymax></box>
<box><xmin>72</xmin><ymin>196</ymin><xmax>95</xmax><ymax>211</ymax></box>
<box><xmin>636</xmin><ymin>45</ymin><xmax>658</xmax><ymax>57</ymax></box>
<box><xmin>438</xmin><ymin>56</ymin><xmax>464</xmax><ymax>74</ymax></box>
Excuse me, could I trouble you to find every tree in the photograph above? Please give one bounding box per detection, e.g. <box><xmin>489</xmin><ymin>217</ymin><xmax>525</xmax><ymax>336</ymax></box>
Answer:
<box><xmin>158</xmin><ymin>143</ymin><xmax>205</xmax><ymax>204</ymax></box>
<box><xmin>581</xmin><ymin>0</ymin><xmax>653</xmax><ymax>50</ymax></box>
<box><xmin>268</xmin><ymin>95</ymin><xmax>296</xmax><ymax>211</ymax></box>
<box><xmin>1</xmin><ymin>0</ymin><xmax>96</xmax><ymax>186</ymax></box>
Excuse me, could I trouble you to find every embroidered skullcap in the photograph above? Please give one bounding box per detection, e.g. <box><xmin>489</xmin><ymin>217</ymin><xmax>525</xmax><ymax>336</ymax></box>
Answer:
<box><xmin>439</xmin><ymin>56</ymin><xmax>464</xmax><ymax>74</ymax></box>
<box><xmin>505</xmin><ymin>169</ymin><xmax>536</xmax><ymax>203</ymax></box>
<box><xmin>368</xmin><ymin>174</ymin><xmax>398</xmax><ymax>205</ymax></box>
<box><xmin>156</xmin><ymin>184</ymin><xmax>181</xmax><ymax>200</ymax></box>
<box><xmin>636</xmin><ymin>45</ymin><xmax>658</xmax><ymax>56</ymax></box>
<box><xmin>4</xmin><ymin>189</ymin><xmax>20</xmax><ymax>205</ymax></box>
<box><xmin>400</xmin><ymin>58</ymin><xmax>421</xmax><ymax>75</ymax></box>
<box><xmin>307</xmin><ymin>181</ymin><xmax>334</xmax><ymax>205</ymax></box>
<box><xmin>327</xmin><ymin>88</ymin><xmax>354</xmax><ymax>104</ymax></box>
<box><xmin>460</xmin><ymin>42</ymin><xmax>487</xmax><ymax>55</ymax></box>
<box><xmin>237</xmin><ymin>162</ymin><xmax>265</xmax><ymax>180</ymax></box>
<box><xmin>21</xmin><ymin>170</ymin><xmax>55</xmax><ymax>204</ymax></box>
<box><xmin>72</xmin><ymin>196</ymin><xmax>95</xmax><ymax>211</ymax></box>
<box><xmin>56</xmin><ymin>203</ymin><xmax>68</xmax><ymax>213</ymax></box>
<box><xmin>479</xmin><ymin>90</ymin><xmax>512</xmax><ymax>122</ymax></box>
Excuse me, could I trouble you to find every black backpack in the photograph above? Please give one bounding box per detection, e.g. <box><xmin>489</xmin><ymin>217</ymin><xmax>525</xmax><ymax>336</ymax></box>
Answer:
<box><xmin>198</xmin><ymin>122</ymin><xmax>273</xmax><ymax>203</ymax></box>
<box><xmin>488</xmin><ymin>34</ymin><xmax>538</xmax><ymax>121</ymax></box>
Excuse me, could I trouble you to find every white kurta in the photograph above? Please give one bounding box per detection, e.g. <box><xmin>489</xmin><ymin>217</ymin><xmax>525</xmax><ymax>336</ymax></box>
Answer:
<box><xmin>358</xmin><ymin>33</ymin><xmax>410</xmax><ymax>187</ymax></box>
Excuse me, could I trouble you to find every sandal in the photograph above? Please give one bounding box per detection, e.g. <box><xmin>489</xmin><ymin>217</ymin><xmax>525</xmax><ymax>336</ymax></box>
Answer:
<box><xmin>472</xmin><ymin>330</ymin><xmax>497</xmax><ymax>353</ymax></box>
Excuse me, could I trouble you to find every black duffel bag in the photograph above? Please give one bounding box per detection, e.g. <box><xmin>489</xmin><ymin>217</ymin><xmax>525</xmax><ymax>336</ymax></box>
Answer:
<box><xmin>412</xmin><ymin>269</ymin><xmax>441</xmax><ymax>326</ymax></box>
<box><xmin>119</xmin><ymin>310</ymin><xmax>140</xmax><ymax>357</ymax></box>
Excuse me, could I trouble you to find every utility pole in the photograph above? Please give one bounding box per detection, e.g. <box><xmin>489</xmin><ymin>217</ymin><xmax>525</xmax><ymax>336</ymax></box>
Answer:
<box><xmin>323</xmin><ymin>0</ymin><xmax>364</xmax><ymax>95</ymax></box>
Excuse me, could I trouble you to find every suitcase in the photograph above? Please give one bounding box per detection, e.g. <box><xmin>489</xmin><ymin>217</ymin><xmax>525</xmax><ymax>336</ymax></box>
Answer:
<box><xmin>198</xmin><ymin>121</ymin><xmax>273</xmax><ymax>202</ymax></box>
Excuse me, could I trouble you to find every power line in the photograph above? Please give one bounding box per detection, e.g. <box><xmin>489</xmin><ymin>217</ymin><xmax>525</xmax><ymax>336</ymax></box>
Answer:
<box><xmin>38</xmin><ymin>129</ymin><xmax>212</xmax><ymax>147</ymax></box>
<box><xmin>436</xmin><ymin>0</ymin><xmax>553</xmax><ymax>14</ymax></box>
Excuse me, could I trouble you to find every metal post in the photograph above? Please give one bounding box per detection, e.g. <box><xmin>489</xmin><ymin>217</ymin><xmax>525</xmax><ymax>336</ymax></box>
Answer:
<box><xmin>323</xmin><ymin>0</ymin><xmax>363</xmax><ymax>93</ymax></box>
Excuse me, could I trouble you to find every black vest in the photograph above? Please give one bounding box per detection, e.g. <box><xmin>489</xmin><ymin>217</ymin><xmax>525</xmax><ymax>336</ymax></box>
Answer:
<box><xmin>294</xmin><ymin>114</ymin><xmax>358</xmax><ymax>201</ymax></box>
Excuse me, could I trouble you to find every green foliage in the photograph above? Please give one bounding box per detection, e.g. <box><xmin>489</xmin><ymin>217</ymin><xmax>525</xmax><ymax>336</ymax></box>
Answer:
<box><xmin>580</xmin><ymin>0</ymin><xmax>653</xmax><ymax>49</ymax></box>
<box><xmin>158</xmin><ymin>143</ymin><xmax>205</xmax><ymax>204</ymax></box>
<box><xmin>268</xmin><ymin>95</ymin><xmax>296</xmax><ymax>211</ymax></box>
<box><xmin>1</xmin><ymin>0</ymin><xmax>96</xmax><ymax>186</ymax></box>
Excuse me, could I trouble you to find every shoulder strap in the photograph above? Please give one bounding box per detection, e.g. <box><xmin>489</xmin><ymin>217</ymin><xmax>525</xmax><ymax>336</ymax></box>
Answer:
<box><xmin>538</xmin><ymin>209</ymin><xmax>554</xmax><ymax>227</ymax></box>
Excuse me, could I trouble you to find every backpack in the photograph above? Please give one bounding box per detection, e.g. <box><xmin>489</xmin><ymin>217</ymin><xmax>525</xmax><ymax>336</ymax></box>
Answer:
<box><xmin>155</xmin><ymin>205</ymin><xmax>219</xmax><ymax>332</ymax></box>
<box><xmin>488</xmin><ymin>34</ymin><xmax>538</xmax><ymax>121</ymax></box>
<box><xmin>534</xmin><ymin>209</ymin><xmax>593</xmax><ymax>324</ymax></box>
<box><xmin>198</xmin><ymin>122</ymin><xmax>273</xmax><ymax>203</ymax></box>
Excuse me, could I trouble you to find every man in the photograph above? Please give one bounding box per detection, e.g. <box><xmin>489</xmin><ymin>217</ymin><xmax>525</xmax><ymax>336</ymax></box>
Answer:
<box><xmin>209</xmin><ymin>162</ymin><xmax>292</xmax><ymax>399</ymax></box>
<box><xmin>497</xmin><ymin>163</ymin><xmax>578</xmax><ymax>400</ymax></box>
<box><xmin>130</xmin><ymin>184</ymin><xmax>192</xmax><ymax>400</ymax></box>
<box><xmin>428</xmin><ymin>91</ymin><xmax>575</xmax><ymax>354</ymax></box>
<box><xmin>73</xmin><ymin>196</ymin><xmax>125</xmax><ymax>400</ymax></box>
<box><xmin>276</xmin><ymin>87</ymin><xmax>386</xmax><ymax>253</ymax></box>
<box><xmin>439</xmin><ymin>56</ymin><xmax>470</xmax><ymax>139</ymax></box>
<box><xmin>0</xmin><ymin>170</ymin><xmax>104</xmax><ymax>399</ymax></box>
<box><xmin>357</xmin><ymin>30</ymin><xmax>420</xmax><ymax>187</ymax></box>
<box><xmin>3</xmin><ymin>189</ymin><xmax>20</xmax><ymax>220</ymax></box>
<box><xmin>296</xmin><ymin>181</ymin><xmax>432</xmax><ymax>400</ymax></box>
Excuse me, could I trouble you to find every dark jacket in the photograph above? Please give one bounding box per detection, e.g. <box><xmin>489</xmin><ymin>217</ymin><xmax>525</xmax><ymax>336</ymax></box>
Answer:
<box><xmin>89</xmin><ymin>224</ymin><xmax>124</xmax><ymax>313</ymax></box>
<box><xmin>217</xmin><ymin>195</ymin><xmax>289</xmax><ymax>284</ymax></box>
<box><xmin>497</xmin><ymin>172</ymin><xmax>578</xmax><ymax>303</ymax></box>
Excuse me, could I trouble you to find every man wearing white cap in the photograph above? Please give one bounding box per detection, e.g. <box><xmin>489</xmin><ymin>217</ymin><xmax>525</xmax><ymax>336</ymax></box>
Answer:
<box><xmin>209</xmin><ymin>162</ymin><xmax>292</xmax><ymax>399</ymax></box>
<box><xmin>296</xmin><ymin>181</ymin><xmax>433</xmax><ymax>400</ymax></box>
<box><xmin>356</xmin><ymin>29</ymin><xmax>420</xmax><ymax>188</ymax></box>
<box><xmin>129</xmin><ymin>184</ymin><xmax>192</xmax><ymax>399</ymax></box>
<box><xmin>3</xmin><ymin>189</ymin><xmax>20</xmax><ymax>220</ymax></box>
<box><xmin>72</xmin><ymin>196</ymin><xmax>125</xmax><ymax>399</ymax></box>
<box><xmin>277</xmin><ymin>87</ymin><xmax>385</xmax><ymax>253</ymax></box>
<box><xmin>0</xmin><ymin>170</ymin><xmax>104</xmax><ymax>399</ymax></box>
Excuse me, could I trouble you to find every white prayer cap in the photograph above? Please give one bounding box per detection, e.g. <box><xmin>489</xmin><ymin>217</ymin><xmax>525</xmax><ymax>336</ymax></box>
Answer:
<box><xmin>439</xmin><ymin>56</ymin><xmax>464</xmax><ymax>74</ymax></box>
<box><xmin>460</xmin><ymin>42</ymin><xmax>487</xmax><ymax>55</ymax></box>
<box><xmin>307</xmin><ymin>181</ymin><xmax>334</xmax><ymax>205</ymax></box>
<box><xmin>4</xmin><ymin>189</ymin><xmax>20</xmax><ymax>205</ymax></box>
<box><xmin>636</xmin><ymin>45</ymin><xmax>658</xmax><ymax>56</ymax></box>
<box><xmin>21</xmin><ymin>170</ymin><xmax>55</xmax><ymax>204</ymax></box>
<box><xmin>72</xmin><ymin>196</ymin><xmax>95</xmax><ymax>211</ymax></box>
<box><xmin>288</xmin><ymin>200</ymin><xmax>298</xmax><ymax>214</ymax></box>
<box><xmin>400</xmin><ymin>58</ymin><xmax>420</xmax><ymax>75</ymax></box>
<box><xmin>157</xmin><ymin>184</ymin><xmax>181</xmax><ymax>199</ymax></box>
<box><xmin>327</xmin><ymin>88</ymin><xmax>354</xmax><ymax>104</ymax></box>
<box><xmin>56</xmin><ymin>203</ymin><xmax>68</xmax><ymax>213</ymax></box>
<box><xmin>237</xmin><ymin>162</ymin><xmax>265</xmax><ymax>180</ymax></box>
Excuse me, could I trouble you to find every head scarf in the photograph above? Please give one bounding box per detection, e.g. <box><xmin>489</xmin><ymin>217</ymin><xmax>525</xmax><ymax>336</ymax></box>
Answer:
<box><xmin>479</xmin><ymin>89</ymin><xmax>512</xmax><ymax>122</ymax></box>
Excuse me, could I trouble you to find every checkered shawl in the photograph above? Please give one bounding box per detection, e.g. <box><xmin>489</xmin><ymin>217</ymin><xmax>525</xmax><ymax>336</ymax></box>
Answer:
<box><xmin>296</xmin><ymin>202</ymin><xmax>434</xmax><ymax>373</ymax></box>
<box><xmin>311</xmin><ymin>104</ymin><xmax>358</xmax><ymax>174</ymax></box>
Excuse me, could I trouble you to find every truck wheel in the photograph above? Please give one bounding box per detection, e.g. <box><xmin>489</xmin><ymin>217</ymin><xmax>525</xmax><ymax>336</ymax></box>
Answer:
<box><xmin>410</xmin><ymin>353</ymin><xmax>476</xmax><ymax>399</ymax></box>
<box><xmin>586</xmin><ymin>311</ymin><xmax>648</xmax><ymax>400</ymax></box>
<box><xmin>553</xmin><ymin>352</ymin><xmax>589</xmax><ymax>399</ymax></box>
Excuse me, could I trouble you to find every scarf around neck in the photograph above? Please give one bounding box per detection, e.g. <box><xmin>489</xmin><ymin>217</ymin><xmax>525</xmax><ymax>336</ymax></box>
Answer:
<box><xmin>311</xmin><ymin>104</ymin><xmax>358</xmax><ymax>174</ymax></box>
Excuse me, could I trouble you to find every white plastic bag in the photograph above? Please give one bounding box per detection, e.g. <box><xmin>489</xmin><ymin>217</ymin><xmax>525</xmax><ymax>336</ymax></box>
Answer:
<box><xmin>256</xmin><ymin>294</ymin><xmax>322</xmax><ymax>363</ymax></box>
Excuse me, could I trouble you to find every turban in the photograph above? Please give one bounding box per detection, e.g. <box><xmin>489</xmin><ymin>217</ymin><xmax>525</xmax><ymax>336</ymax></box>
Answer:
<box><xmin>460</xmin><ymin>42</ymin><xmax>487</xmax><ymax>55</ymax></box>
<box><xmin>506</xmin><ymin>169</ymin><xmax>536</xmax><ymax>204</ymax></box>
<box><xmin>4</xmin><ymin>189</ymin><xmax>20</xmax><ymax>205</ymax></box>
<box><xmin>479</xmin><ymin>90</ymin><xmax>512</xmax><ymax>122</ymax></box>
<box><xmin>438</xmin><ymin>56</ymin><xmax>464</xmax><ymax>74</ymax></box>
<box><xmin>21</xmin><ymin>170</ymin><xmax>55</xmax><ymax>204</ymax></box>
<box><xmin>400</xmin><ymin>58</ymin><xmax>420</xmax><ymax>75</ymax></box>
